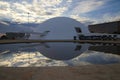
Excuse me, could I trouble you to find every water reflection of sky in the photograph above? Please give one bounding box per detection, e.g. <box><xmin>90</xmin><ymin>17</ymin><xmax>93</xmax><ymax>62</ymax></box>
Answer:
<box><xmin>0</xmin><ymin>42</ymin><xmax>120</xmax><ymax>67</ymax></box>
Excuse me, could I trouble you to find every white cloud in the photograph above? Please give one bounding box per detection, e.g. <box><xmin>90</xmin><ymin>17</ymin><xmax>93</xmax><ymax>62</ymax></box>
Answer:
<box><xmin>72</xmin><ymin>0</ymin><xmax>105</xmax><ymax>14</ymax></box>
<box><xmin>0</xmin><ymin>1</ymin><xmax>11</xmax><ymax>20</ymax></box>
<box><xmin>1</xmin><ymin>0</ymin><xmax>100</xmax><ymax>23</ymax></box>
<box><xmin>91</xmin><ymin>12</ymin><xmax>120</xmax><ymax>24</ymax></box>
<box><xmin>70</xmin><ymin>15</ymin><xmax>90</xmax><ymax>22</ymax></box>
<box><xmin>0</xmin><ymin>0</ymin><xmax>70</xmax><ymax>23</ymax></box>
<box><xmin>102</xmin><ymin>12</ymin><xmax>120</xmax><ymax>22</ymax></box>
<box><xmin>70</xmin><ymin>15</ymin><xmax>94</xmax><ymax>26</ymax></box>
<box><xmin>33</xmin><ymin>0</ymin><xmax>62</xmax><ymax>7</ymax></box>
<box><xmin>0</xmin><ymin>51</ymin><xmax>68</xmax><ymax>67</ymax></box>
<box><xmin>0</xmin><ymin>1</ymin><xmax>10</xmax><ymax>10</ymax></box>
<box><xmin>0</xmin><ymin>20</ymin><xmax>9</xmax><ymax>26</ymax></box>
<box><xmin>0</xmin><ymin>0</ymin><xmax>119</xmax><ymax>24</ymax></box>
<box><xmin>67</xmin><ymin>0</ymin><xmax>72</xmax><ymax>3</ymax></box>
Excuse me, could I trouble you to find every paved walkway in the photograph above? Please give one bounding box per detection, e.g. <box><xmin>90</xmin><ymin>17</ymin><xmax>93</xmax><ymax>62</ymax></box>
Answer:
<box><xmin>0</xmin><ymin>64</ymin><xmax>120</xmax><ymax>80</ymax></box>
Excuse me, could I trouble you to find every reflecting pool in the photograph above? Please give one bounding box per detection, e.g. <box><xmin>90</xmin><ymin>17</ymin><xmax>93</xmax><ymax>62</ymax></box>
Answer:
<box><xmin>0</xmin><ymin>42</ymin><xmax>120</xmax><ymax>67</ymax></box>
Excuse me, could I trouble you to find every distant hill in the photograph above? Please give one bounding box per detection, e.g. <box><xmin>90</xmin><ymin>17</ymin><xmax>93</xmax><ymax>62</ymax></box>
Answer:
<box><xmin>0</xmin><ymin>21</ymin><xmax>33</xmax><ymax>33</ymax></box>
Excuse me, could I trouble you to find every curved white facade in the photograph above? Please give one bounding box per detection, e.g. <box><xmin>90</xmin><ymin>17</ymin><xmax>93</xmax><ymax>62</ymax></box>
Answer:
<box><xmin>35</xmin><ymin>17</ymin><xmax>89</xmax><ymax>39</ymax></box>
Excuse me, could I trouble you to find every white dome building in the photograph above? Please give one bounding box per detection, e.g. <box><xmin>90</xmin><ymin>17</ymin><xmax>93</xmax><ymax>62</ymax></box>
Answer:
<box><xmin>35</xmin><ymin>17</ymin><xmax>89</xmax><ymax>40</ymax></box>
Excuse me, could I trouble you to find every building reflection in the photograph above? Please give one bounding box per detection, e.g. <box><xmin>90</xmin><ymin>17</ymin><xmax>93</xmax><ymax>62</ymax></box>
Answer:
<box><xmin>75</xmin><ymin>43</ymin><xmax>120</xmax><ymax>55</ymax></box>
<box><xmin>37</xmin><ymin>43</ymin><xmax>83</xmax><ymax>60</ymax></box>
<box><xmin>0</xmin><ymin>43</ymin><xmax>120</xmax><ymax>61</ymax></box>
<box><xmin>0</xmin><ymin>42</ymin><xmax>120</xmax><ymax>67</ymax></box>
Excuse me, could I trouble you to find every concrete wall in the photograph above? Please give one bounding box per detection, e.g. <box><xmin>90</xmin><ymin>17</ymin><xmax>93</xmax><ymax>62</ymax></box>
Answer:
<box><xmin>88</xmin><ymin>21</ymin><xmax>120</xmax><ymax>34</ymax></box>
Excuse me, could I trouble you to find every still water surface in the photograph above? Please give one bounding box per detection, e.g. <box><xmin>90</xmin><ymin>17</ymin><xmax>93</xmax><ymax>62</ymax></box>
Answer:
<box><xmin>0</xmin><ymin>42</ymin><xmax>120</xmax><ymax>67</ymax></box>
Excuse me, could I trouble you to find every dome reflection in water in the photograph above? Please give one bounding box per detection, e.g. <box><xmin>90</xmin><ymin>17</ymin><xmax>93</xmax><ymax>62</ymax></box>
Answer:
<box><xmin>37</xmin><ymin>42</ymin><xmax>88</xmax><ymax>60</ymax></box>
<box><xmin>0</xmin><ymin>42</ymin><xmax>120</xmax><ymax>67</ymax></box>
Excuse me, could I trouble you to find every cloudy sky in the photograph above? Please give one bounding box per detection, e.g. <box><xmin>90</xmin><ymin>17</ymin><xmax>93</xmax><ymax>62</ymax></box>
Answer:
<box><xmin>0</xmin><ymin>0</ymin><xmax>120</xmax><ymax>24</ymax></box>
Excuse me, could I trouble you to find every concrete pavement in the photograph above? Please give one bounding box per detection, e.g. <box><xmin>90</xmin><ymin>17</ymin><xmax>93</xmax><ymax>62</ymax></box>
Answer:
<box><xmin>0</xmin><ymin>64</ymin><xmax>120</xmax><ymax>80</ymax></box>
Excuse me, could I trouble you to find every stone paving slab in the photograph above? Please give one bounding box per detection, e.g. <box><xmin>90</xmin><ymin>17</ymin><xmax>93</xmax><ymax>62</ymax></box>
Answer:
<box><xmin>0</xmin><ymin>64</ymin><xmax>120</xmax><ymax>80</ymax></box>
